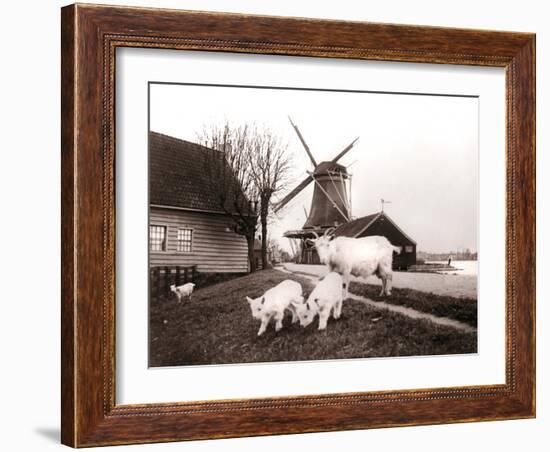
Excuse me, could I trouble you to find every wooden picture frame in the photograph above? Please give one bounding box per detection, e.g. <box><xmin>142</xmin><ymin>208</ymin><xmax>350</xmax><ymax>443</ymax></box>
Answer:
<box><xmin>61</xmin><ymin>3</ymin><xmax>535</xmax><ymax>447</ymax></box>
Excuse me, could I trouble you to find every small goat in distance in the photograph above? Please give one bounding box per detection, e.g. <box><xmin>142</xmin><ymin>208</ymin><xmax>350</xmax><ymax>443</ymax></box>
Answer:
<box><xmin>170</xmin><ymin>282</ymin><xmax>196</xmax><ymax>303</ymax></box>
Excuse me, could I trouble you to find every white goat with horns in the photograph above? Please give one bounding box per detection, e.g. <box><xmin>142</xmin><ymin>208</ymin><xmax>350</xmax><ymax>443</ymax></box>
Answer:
<box><xmin>309</xmin><ymin>229</ymin><xmax>401</xmax><ymax>297</ymax></box>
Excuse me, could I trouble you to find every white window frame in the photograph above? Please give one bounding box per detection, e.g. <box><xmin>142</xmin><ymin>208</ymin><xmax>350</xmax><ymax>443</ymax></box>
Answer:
<box><xmin>177</xmin><ymin>227</ymin><xmax>193</xmax><ymax>253</ymax></box>
<box><xmin>149</xmin><ymin>224</ymin><xmax>168</xmax><ymax>252</ymax></box>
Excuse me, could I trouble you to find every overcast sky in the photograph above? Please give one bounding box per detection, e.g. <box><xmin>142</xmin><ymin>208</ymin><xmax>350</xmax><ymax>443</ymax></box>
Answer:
<box><xmin>150</xmin><ymin>83</ymin><xmax>478</xmax><ymax>254</ymax></box>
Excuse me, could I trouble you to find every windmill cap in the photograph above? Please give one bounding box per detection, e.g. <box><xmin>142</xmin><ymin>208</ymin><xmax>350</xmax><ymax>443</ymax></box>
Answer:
<box><xmin>313</xmin><ymin>161</ymin><xmax>348</xmax><ymax>175</ymax></box>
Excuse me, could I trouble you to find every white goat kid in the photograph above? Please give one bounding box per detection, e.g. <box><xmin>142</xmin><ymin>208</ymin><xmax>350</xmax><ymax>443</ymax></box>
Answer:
<box><xmin>292</xmin><ymin>272</ymin><xmax>344</xmax><ymax>330</ymax></box>
<box><xmin>246</xmin><ymin>279</ymin><xmax>303</xmax><ymax>336</ymax></box>
<box><xmin>170</xmin><ymin>282</ymin><xmax>196</xmax><ymax>302</ymax></box>
<box><xmin>311</xmin><ymin>232</ymin><xmax>400</xmax><ymax>297</ymax></box>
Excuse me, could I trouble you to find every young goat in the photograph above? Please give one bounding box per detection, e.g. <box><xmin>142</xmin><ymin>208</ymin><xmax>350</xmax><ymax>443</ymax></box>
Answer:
<box><xmin>246</xmin><ymin>279</ymin><xmax>303</xmax><ymax>336</ymax></box>
<box><xmin>170</xmin><ymin>282</ymin><xmax>196</xmax><ymax>302</ymax></box>
<box><xmin>292</xmin><ymin>272</ymin><xmax>344</xmax><ymax>330</ymax></box>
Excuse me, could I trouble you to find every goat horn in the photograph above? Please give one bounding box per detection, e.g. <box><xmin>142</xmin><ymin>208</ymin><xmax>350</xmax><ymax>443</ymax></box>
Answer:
<box><xmin>311</xmin><ymin>231</ymin><xmax>320</xmax><ymax>239</ymax></box>
<box><xmin>324</xmin><ymin>227</ymin><xmax>335</xmax><ymax>236</ymax></box>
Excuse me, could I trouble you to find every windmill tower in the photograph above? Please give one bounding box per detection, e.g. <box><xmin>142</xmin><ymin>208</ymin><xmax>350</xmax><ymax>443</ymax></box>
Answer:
<box><xmin>274</xmin><ymin>117</ymin><xmax>359</xmax><ymax>264</ymax></box>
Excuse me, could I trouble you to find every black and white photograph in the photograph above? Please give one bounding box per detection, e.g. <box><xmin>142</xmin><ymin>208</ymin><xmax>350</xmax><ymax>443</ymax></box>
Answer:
<box><xmin>148</xmin><ymin>82</ymin><xmax>479</xmax><ymax>367</ymax></box>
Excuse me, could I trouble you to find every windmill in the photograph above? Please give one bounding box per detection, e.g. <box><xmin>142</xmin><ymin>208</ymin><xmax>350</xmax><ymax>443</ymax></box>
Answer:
<box><xmin>275</xmin><ymin>117</ymin><xmax>359</xmax><ymax>264</ymax></box>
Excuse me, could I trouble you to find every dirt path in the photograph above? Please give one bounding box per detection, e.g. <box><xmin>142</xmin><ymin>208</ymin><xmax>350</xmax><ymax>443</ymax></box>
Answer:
<box><xmin>282</xmin><ymin>263</ymin><xmax>477</xmax><ymax>299</ymax></box>
<box><xmin>277</xmin><ymin>267</ymin><xmax>476</xmax><ymax>333</ymax></box>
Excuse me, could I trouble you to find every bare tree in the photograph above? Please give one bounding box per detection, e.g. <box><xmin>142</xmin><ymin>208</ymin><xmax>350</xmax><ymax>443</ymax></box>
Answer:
<box><xmin>197</xmin><ymin>122</ymin><xmax>259</xmax><ymax>272</ymax></box>
<box><xmin>198</xmin><ymin>121</ymin><xmax>292</xmax><ymax>272</ymax></box>
<box><xmin>248</xmin><ymin>126</ymin><xmax>292</xmax><ymax>269</ymax></box>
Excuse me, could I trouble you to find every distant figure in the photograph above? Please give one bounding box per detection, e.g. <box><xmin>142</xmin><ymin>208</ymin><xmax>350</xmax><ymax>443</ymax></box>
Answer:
<box><xmin>448</xmin><ymin>256</ymin><xmax>452</xmax><ymax>266</ymax></box>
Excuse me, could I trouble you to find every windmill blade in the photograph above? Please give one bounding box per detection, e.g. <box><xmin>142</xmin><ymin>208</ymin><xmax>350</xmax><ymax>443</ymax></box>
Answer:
<box><xmin>331</xmin><ymin>137</ymin><xmax>359</xmax><ymax>163</ymax></box>
<box><xmin>273</xmin><ymin>174</ymin><xmax>313</xmax><ymax>212</ymax></box>
<box><xmin>288</xmin><ymin>116</ymin><xmax>317</xmax><ymax>167</ymax></box>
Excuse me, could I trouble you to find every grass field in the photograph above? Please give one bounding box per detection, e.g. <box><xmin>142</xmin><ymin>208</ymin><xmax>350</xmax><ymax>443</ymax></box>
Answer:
<box><xmin>348</xmin><ymin>282</ymin><xmax>478</xmax><ymax>327</ymax></box>
<box><xmin>149</xmin><ymin>269</ymin><xmax>477</xmax><ymax>367</ymax></box>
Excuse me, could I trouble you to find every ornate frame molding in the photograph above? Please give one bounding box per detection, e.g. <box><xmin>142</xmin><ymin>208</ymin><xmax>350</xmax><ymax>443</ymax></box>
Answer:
<box><xmin>61</xmin><ymin>4</ymin><xmax>535</xmax><ymax>447</ymax></box>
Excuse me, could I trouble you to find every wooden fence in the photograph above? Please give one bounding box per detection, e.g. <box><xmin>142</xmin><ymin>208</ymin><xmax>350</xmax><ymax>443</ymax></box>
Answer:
<box><xmin>149</xmin><ymin>265</ymin><xmax>197</xmax><ymax>301</ymax></box>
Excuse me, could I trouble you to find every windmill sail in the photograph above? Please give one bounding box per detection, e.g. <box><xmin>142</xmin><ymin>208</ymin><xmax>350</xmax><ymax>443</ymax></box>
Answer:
<box><xmin>273</xmin><ymin>174</ymin><xmax>313</xmax><ymax>212</ymax></box>
<box><xmin>288</xmin><ymin>116</ymin><xmax>317</xmax><ymax>167</ymax></box>
<box><xmin>331</xmin><ymin>137</ymin><xmax>359</xmax><ymax>163</ymax></box>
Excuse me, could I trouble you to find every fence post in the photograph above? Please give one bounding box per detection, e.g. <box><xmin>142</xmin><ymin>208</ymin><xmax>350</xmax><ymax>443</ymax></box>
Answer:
<box><xmin>183</xmin><ymin>267</ymin><xmax>188</xmax><ymax>283</ymax></box>
<box><xmin>164</xmin><ymin>266</ymin><xmax>170</xmax><ymax>296</ymax></box>
<box><xmin>192</xmin><ymin>265</ymin><xmax>197</xmax><ymax>283</ymax></box>
<box><xmin>154</xmin><ymin>267</ymin><xmax>160</xmax><ymax>300</ymax></box>
<box><xmin>149</xmin><ymin>268</ymin><xmax>153</xmax><ymax>300</ymax></box>
<box><xmin>176</xmin><ymin>266</ymin><xmax>181</xmax><ymax>286</ymax></box>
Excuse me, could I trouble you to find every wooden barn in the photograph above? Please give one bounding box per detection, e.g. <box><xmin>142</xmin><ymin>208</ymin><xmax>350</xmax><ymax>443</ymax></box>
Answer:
<box><xmin>149</xmin><ymin>132</ymin><xmax>253</xmax><ymax>274</ymax></box>
<box><xmin>332</xmin><ymin>211</ymin><xmax>417</xmax><ymax>270</ymax></box>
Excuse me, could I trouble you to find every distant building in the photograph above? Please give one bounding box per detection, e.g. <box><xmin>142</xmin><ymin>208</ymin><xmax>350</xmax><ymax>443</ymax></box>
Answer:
<box><xmin>149</xmin><ymin>132</ymin><xmax>254</xmax><ymax>274</ymax></box>
<box><xmin>333</xmin><ymin>211</ymin><xmax>417</xmax><ymax>270</ymax></box>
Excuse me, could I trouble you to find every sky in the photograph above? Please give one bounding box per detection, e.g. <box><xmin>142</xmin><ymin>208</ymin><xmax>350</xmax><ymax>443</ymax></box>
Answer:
<box><xmin>150</xmin><ymin>83</ymin><xmax>478</xmax><ymax>254</ymax></box>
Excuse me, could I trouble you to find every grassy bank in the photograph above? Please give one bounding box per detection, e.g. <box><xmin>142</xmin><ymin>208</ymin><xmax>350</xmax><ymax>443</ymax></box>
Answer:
<box><xmin>348</xmin><ymin>281</ymin><xmax>477</xmax><ymax>327</ymax></box>
<box><xmin>149</xmin><ymin>270</ymin><xmax>477</xmax><ymax>367</ymax></box>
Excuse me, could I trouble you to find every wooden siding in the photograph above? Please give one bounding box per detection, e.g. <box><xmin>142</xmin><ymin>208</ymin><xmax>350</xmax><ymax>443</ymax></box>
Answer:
<box><xmin>150</xmin><ymin>207</ymin><xmax>249</xmax><ymax>273</ymax></box>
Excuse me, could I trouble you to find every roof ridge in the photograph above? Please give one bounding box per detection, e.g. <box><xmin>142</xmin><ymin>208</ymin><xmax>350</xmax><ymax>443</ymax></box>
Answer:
<box><xmin>377</xmin><ymin>211</ymin><xmax>417</xmax><ymax>245</ymax></box>
<box><xmin>353</xmin><ymin>211</ymin><xmax>382</xmax><ymax>238</ymax></box>
<box><xmin>149</xmin><ymin>131</ymin><xmax>217</xmax><ymax>154</ymax></box>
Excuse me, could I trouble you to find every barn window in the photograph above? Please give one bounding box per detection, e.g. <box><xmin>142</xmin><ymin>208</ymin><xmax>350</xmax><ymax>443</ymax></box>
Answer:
<box><xmin>149</xmin><ymin>225</ymin><xmax>167</xmax><ymax>251</ymax></box>
<box><xmin>177</xmin><ymin>228</ymin><xmax>193</xmax><ymax>253</ymax></box>
<box><xmin>404</xmin><ymin>245</ymin><xmax>414</xmax><ymax>253</ymax></box>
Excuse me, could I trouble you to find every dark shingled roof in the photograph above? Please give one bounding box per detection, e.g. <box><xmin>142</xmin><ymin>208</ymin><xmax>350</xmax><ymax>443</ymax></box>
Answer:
<box><xmin>333</xmin><ymin>211</ymin><xmax>416</xmax><ymax>245</ymax></box>
<box><xmin>332</xmin><ymin>213</ymin><xmax>380</xmax><ymax>237</ymax></box>
<box><xmin>149</xmin><ymin>131</ymin><xmax>252</xmax><ymax>214</ymax></box>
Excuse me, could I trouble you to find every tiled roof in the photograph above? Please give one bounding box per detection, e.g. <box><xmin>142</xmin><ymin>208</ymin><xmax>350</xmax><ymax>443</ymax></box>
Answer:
<box><xmin>333</xmin><ymin>211</ymin><xmax>416</xmax><ymax>245</ymax></box>
<box><xmin>149</xmin><ymin>131</ymin><xmax>253</xmax><ymax>215</ymax></box>
<box><xmin>332</xmin><ymin>213</ymin><xmax>380</xmax><ymax>237</ymax></box>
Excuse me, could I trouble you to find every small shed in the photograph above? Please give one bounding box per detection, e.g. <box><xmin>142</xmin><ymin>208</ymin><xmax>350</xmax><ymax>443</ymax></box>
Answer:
<box><xmin>332</xmin><ymin>211</ymin><xmax>417</xmax><ymax>270</ymax></box>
